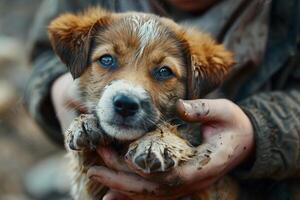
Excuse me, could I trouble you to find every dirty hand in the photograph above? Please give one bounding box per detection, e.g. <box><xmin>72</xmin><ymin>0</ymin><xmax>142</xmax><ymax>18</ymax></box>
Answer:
<box><xmin>51</xmin><ymin>73</ymin><xmax>86</xmax><ymax>132</ymax></box>
<box><xmin>87</xmin><ymin>99</ymin><xmax>254</xmax><ymax>200</ymax></box>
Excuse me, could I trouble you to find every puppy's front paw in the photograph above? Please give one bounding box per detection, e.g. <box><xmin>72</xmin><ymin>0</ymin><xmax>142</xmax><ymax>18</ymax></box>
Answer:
<box><xmin>65</xmin><ymin>114</ymin><xmax>103</xmax><ymax>151</ymax></box>
<box><xmin>126</xmin><ymin>139</ymin><xmax>175</xmax><ymax>173</ymax></box>
<box><xmin>126</xmin><ymin>126</ymin><xmax>195</xmax><ymax>174</ymax></box>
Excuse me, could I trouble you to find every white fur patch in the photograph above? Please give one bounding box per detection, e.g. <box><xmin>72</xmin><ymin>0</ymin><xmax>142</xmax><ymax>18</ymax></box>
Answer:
<box><xmin>96</xmin><ymin>79</ymin><xmax>148</xmax><ymax>140</ymax></box>
<box><xmin>127</xmin><ymin>15</ymin><xmax>160</xmax><ymax>57</ymax></box>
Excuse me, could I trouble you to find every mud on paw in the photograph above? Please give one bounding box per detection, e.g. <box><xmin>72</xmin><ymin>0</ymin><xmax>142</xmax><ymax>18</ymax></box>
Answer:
<box><xmin>125</xmin><ymin>125</ymin><xmax>196</xmax><ymax>174</ymax></box>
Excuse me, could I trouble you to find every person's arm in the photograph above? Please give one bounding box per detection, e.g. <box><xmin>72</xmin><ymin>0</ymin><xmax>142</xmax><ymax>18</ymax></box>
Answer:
<box><xmin>236</xmin><ymin>89</ymin><xmax>300</xmax><ymax>179</ymax></box>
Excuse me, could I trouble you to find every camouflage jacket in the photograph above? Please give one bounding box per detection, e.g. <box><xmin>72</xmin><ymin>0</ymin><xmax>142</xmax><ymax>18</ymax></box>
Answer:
<box><xmin>24</xmin><ymin>0</ymin><xmax>300</xmax><ymax>199</ymax></box>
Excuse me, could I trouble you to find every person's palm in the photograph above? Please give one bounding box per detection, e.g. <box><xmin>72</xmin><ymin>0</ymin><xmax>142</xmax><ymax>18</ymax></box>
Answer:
<box><xmin>51</xmin><ymin>73</ymin><xmax>85</xmax><ymax>132</ymax></box>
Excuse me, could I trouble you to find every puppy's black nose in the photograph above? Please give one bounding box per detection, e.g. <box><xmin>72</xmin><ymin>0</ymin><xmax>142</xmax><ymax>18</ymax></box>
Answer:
<box><xmin>113</xmin><ymin>95</ymin><xmax>139</xmax><ymax>117</ymax></box>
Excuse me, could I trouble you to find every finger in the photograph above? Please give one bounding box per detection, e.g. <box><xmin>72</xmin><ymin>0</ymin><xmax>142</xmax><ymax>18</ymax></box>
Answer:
<box><xmin>103</xmin><ymin>190</ymin><xmax>131</xmax><ymax>200</ymax></box>
<box><xmin>97</xmin><ymin>146</ymin><xmax>130</xmax><ymax>172</ymax></box>
<box><xmin>176</xmin><ymin>99</ymin><xmax>234</xmax><ymax>123</ymax></box>
<box><xmin>87</xmin><ymin>166</ymin><xmax>159</xmax><ymax>194</ymax></box>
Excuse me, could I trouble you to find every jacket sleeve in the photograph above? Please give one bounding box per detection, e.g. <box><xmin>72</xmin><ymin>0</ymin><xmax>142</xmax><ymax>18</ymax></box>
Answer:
<box><xmin>235</xmin><ymin>87</ymin><xmax>300</xmax><ymax>179</ymax></box>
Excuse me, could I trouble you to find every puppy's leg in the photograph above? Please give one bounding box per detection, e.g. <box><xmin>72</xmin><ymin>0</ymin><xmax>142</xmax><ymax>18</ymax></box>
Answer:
<box><xmin>65</xmin><ymin>114</ymin><xmax>108</xmax><ymax>200</ymax></box>
<box><xmin>126</xmin><ymin>124</ymin><xmax>196</xmax><ymax>174</ymax></box>
<box><xmin>69</xmin><ymin>151</ymin><xmax>108</xmax><ymax>200</ymax></box>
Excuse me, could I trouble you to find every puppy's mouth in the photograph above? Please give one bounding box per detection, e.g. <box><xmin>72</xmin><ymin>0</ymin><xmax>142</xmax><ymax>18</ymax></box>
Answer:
<box><xmin>99</xmin><ymin>120</ymin><xmax>149</xmax><ymax>141</ymax></box>
<box><xmin>107</xmin><ymin>120</ymin><xmax>138</xmax><ymax>131</ymax></box>
<box><xmin>96</xmin><ymin>80</ymin><xmax>159</xmax><ymax>141</ymax></box>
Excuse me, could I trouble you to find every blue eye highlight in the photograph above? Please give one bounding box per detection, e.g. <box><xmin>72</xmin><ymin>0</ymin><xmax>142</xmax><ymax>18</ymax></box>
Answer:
<box><xmin>97</xmin><ymin>54</ymin><xmax>117</xmax><ymax>69</ymax></box>
<box><xmin>152</xmin><ymin>66</ymin><xmax>174</xmax><ymax>81</ymax></box>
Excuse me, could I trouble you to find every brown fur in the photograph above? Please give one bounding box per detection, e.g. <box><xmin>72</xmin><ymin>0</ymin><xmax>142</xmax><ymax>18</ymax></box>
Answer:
<box><xmin>48</xmin><ymin>8</ymin><xmax>112</xmax><ymax>78</ymax></box>
<box><xmin>48</xmin><ymin>7</ymin><xmax>236</xmax><ymax>200</ymax></box>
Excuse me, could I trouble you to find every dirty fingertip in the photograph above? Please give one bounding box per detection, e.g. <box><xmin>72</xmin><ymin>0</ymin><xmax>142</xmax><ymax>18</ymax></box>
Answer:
<box><xmin>87</xmin><ymin>166</ymin><xmax>106</xmax><ymax>179</ymax></box>
<box><xmin>176</xmin><ymin>99</ymin><xmax>193</xmax><ymax>120</ymax></box>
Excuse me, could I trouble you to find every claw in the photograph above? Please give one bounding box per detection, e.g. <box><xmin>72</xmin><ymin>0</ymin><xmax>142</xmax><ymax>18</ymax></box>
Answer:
<box><xmin>164</xmin><ymin>155</ymin><xmax>175</xmax><ymax>170</ymax></box>
<box><xmin>134</xmin><ymin>152</ymin><xmax>163</xmax><ymax>173</ymax></box>
<box><xmin>134</xmin><ymin>154</ymin><xmax>147</xmax><ymax>170</ymax></box>
<box><xmin>126</xmin><ymin>125</ymin><xmax>195</xmax><ymax>174</ymax></box>
<box><xmin>147</xmin><ymin>153</ymin><xmax>162</xmax><ymax>172</ymax></box>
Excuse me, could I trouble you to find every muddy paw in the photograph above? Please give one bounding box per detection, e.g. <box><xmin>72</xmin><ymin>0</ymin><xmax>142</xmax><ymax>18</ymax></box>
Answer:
<box><xmin>127</xmin><ymin>141</ymin><xmax>177</xmax><ymax>173</ymax></box>
<box><xmin>65</xmin><ymin>114</ymin><xmax>103</xmax><ymax>151</ymax></box>
<box><xmin>126</xmin><ymin>126</ymin><xmax>195</xmax><ymax>174</ymax></box>
<box><xmin>126</xmin><ymin>140</ymin><xmax>176</xmax><ymax>173</ymax></box>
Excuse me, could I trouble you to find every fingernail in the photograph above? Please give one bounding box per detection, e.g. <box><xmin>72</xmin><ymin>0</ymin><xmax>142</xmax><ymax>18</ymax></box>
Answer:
<box><xmin>180</xmin><ymin>100</ymin><xmax>193</xmax><ymax>112</ymax></box>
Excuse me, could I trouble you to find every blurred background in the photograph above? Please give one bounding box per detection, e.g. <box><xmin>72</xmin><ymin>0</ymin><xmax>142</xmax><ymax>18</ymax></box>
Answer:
<box><xmin>0</xmin><ymin>0</ymin><xmax>70</xmax><ymax>199</ymax></box>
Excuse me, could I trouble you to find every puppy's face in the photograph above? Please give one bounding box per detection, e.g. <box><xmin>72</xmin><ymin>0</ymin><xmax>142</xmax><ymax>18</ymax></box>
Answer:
<box><xmin>80</xmin><ymin>14</ymin><xmax>188</xmax><ymax>140</ymax></box>
<box><xmin>48</xmin><ymin>8</ymin><xmax>234</xmax><ymax>141</ymax></box>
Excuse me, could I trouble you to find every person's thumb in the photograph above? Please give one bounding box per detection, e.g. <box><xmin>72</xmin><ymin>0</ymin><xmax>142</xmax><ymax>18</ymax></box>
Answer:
<box><xmin>176</xmin><ymin>99</ymin><xmax>234</xmax><ymax>123</ymax></box>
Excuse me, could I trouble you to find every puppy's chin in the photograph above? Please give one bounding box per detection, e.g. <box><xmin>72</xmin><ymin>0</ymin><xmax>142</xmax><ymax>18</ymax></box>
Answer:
<box><xmin>100</xmin><ymin>121</ymin><xmax>146</xmax><ymax>141</ymax></box>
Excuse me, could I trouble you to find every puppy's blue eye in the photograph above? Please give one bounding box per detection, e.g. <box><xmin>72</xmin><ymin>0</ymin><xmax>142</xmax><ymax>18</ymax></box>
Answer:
<box><xmin>97</xmin><ymin>54</ymin><xmax>117</xmax><ymax>69</ymax></box>
<box><xmin>153</xmin><ymin>66</ymin><xmax>174</xmax><ymax>81</ymax></box>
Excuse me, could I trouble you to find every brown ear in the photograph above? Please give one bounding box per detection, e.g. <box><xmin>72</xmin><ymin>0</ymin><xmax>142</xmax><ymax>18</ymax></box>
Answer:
<box><xmin>183</xmin><ymin>29</ymin><xmax>235</xmax><ymax>99</ymax></box>
<box><xmin>48</xmin><ymin>7</ymin><xmax>111</xmax><ymax>78</ymax></box>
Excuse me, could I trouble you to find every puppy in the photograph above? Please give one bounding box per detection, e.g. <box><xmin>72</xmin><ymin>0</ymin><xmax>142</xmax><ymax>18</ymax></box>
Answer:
<box><xmin>48</xmin><ymin>7</ymin><xmax>236</xmax><ymax>200</ymax></box>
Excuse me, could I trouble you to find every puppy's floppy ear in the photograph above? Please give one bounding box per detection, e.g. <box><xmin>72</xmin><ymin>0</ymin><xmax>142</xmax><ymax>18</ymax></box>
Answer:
<box><xmin>183</xmin><ymin>29</ymin><xmax>235</xmax><ymax>99</ymax></box>
<box><xmin>48</xmin><ymin>7</ymin><xmax>111</xmax><ymax>79</ymax></box>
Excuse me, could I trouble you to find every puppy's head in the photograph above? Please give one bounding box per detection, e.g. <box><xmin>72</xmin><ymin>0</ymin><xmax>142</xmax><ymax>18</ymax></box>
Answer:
<box><xmin>48</xmin><ymin>8</ymin><xmax>234</xmax><ymax>141</ymax></box>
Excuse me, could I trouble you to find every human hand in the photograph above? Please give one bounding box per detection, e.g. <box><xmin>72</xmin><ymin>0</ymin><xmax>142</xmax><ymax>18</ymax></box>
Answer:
<box><xmin>87</xmin><ymin>99</ymin><xmax>254</xmax><ymax>200</ymax></box>
<box><xmin>51</xmin><ymin>73</ymin><xmax>87</xmax><ymax>131</ymax></box>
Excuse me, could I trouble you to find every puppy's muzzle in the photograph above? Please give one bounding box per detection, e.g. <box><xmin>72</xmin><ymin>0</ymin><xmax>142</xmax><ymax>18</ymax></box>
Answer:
<box><xmin>113</xmin><ymin>94</ymin><xmax>140</xmax><ymax>117</ymax></box>
<box><xmin>96</xmin><ymin>79</ymin><xmax>159</xmax><ymax>140</ymax></box>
